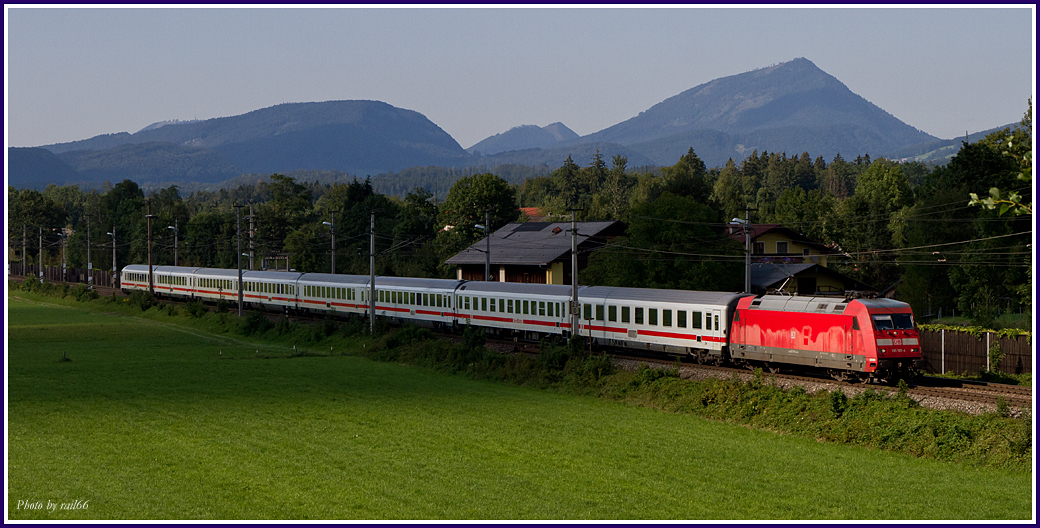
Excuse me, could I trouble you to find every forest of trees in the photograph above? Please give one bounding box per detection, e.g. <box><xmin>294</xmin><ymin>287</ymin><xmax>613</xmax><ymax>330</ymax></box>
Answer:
<box><xmin>8</xmin><ymin>103</ymin><xmax>1032</xmax><ymax>328</ymax></box>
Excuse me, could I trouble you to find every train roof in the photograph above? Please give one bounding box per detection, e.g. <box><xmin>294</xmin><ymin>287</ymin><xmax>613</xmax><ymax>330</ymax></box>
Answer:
<box><xmin>457</xmin><ymin>281</ymin><xmax>573</xmax><ymax>296</ymax></box>
<box><xmin>745</xmin><ymin>295</ymin><xmax>910</xmax><ymax>314</ymax></box>
<box><xmin>374</xmin><ymin>276</ymin><xmax>461</xmax><ymax>289</ymax></box>
<box><xmin>297</xmin><ymin>273</ymin><xmax>370</xmax><ymax>285</ymax></box>
<box><xmin>241</xmin><ymin>270</ymin><xmax>305</xmax><ymax>281</ymax></box>
<box><xmin>581</xmin><ymin>286</ymin><xmax>750</xmax><ymax>306</ymax></box>
<box><xmin>192</xmin><ymin>267</ymin><xmax>264</xmax><ymax>278</ymax></box>
<box><xmin>747</xmin><ymin>295</ymin><xmax>851</xmax><ymax>314</ymax></box>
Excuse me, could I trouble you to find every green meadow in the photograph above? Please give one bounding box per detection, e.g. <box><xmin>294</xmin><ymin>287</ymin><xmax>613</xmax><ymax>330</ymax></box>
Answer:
<box><xmin>6</xmin><ymin>292</ymin><xmax>1033</xmax><ymax>520</ymax></box>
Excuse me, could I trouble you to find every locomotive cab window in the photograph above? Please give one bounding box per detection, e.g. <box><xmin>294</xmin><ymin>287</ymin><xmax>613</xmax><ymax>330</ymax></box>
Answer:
<box><xmin>871</xmin><ymin>314</ymin><xmax>914</xmax><ymax>330</ymax></box>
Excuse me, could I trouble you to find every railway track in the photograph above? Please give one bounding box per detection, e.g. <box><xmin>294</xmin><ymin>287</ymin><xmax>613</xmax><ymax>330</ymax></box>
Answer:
<box><xmin>614</xmin><ymin>351</ymin><xmax>1034</xmax><ymax>411</ymax></box>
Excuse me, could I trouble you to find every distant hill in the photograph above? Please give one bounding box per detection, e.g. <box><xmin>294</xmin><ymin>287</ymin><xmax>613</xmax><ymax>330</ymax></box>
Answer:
<box><xmin>26</xmin><ymin>101</ymin><xmax>472</xmax><ymax>187</ymax></box>
<box><xmin>881</xmin><ymin>123</ymin><xmax>1018</xmax><ymax>165</ymax></box>
<box><xmin>7</xmin><ymin>147</ymin><xmax>80</xmax><ymax>189</ymax></box>
<box><xmin>466</xmin><ymin>122</ymin><xmax>579</xmax><ymax>155</ymax></box>
<box><xmin>573</xmin><ymin>58</ymin><xmax>938</xmax><ymax>167</ymax></box>
<box><xmin>477</xmin><ymin>142</ymin><xmax>656</xmax><ymax>170</ymax></box>
<box><xmin>57</xmin><ymin>141</ymin><xmax>241</xmax><ymax>186</ymax></box>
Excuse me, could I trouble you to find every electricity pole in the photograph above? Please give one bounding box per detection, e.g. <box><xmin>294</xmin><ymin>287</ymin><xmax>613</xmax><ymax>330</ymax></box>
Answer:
<box><xmin>60</xmin><ymin>229</ymin><xmax>66</xmax><ymax>283</ymax></box>
<box><xmin>570</xmin><ymin>209</ymin><xmax>579</xmax><ymax>341</ymax></box>
<box><xmin>168</xmin><ymin>218</ymin><xmax>178</xmax><ymax>266</ymax></box>
<box><xmin>146</xmin><ymin>199</ymin><xmax>156</xmax><ymax>295</ymax></box>
<box><xmin>235</xmin><ymin>203</ymin><xmax>244</xmax><ymax>317</ymax></box>
<box><xmin>369</xmin><ymin>211</ymin><xmax>376</xmax><ymax>334</ymax></box>
<box><xmin>485</xmin><ymin>209</ymin><xmax>491</xmax><ymax>281</ymax></box>
<box><xmin>249</xmin><ymin>203</ymin><xmax>255</xmax><ymax>271</ymax></box>
<box><xmin>323</xmin><ymin>211</ymin><xmax>336</xmax><ymax>274</ymax></box>
<box><xmin>85</xmin><ymin>215</ymin><xmax>93</xmax><ymax>289</ymax></box>
<box><xmin>108</xmin><ymin>229</ymin><xmax>116</xmax><ymax>287</ymax></box>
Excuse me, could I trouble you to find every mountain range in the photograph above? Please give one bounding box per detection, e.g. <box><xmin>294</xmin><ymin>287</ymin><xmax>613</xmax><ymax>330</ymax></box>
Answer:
<box><xmin>8</xmin><ymin>58</ymin><xmax>1008</xmax><ymax>191</ymax></box>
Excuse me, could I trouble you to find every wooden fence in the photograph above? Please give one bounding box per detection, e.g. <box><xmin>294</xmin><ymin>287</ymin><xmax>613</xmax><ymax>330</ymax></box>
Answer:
<box><xmin>919</xmin><ymin>329</ymin><xmax>1033</xmax><ymax>376</ymax></box>
<box><xmin>8</xmin><ymin>263</ymin><xmax>119</xmax><ymax>289</ymax></box>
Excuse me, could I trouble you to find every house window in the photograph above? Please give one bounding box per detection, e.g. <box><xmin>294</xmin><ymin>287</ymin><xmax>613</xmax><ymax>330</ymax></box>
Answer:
<box><xmin>776</xmin><ymin>241</ymin><xmax>789</xmax><ymax>254</ymax></box>
<box><xmin>803</xmin><ymin>248</ymin><xmax>811</xmax><ymax>256</ymax></box>
<box><xmin>753</xmin><ymin>242</ymin><xmax>765</xmax><ymax>255</ymax></box>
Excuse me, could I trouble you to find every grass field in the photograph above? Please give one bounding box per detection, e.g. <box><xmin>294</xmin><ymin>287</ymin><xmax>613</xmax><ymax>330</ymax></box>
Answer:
<box><xmin>6</xmin><ymin>292</ymin><xmax>1034</xmax><ymax>520</ymax></box>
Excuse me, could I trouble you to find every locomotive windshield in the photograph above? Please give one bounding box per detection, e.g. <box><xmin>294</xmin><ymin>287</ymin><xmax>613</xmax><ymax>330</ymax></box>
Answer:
<box><xmin>871</xmin><ymin>313</ymin><xmax>915</xmax><ymax>330</ymax></box>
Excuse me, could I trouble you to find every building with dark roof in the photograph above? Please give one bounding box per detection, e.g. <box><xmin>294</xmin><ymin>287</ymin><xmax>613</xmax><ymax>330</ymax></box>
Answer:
<box><xmin>445</xmin><ymin>221</ymin><xmax>625</xmax><ymax>284</ymax></box>
<box><xmin>726</xmin><ymin>223</ymin><xmax>837</xmax><ymax>267</ymax></box>
<box><xmin>749</xmin><ymin>262</ymin><xmax>875</xmax><ymax>297</ymax></box>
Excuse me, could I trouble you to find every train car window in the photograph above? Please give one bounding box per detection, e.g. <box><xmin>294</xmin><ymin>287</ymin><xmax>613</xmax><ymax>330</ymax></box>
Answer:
<box><xmin>464</xmin><ymin>297</ymin><xmax>470</xmax><ymax>310</ymax></box>
<box><xmin>649</xmin><ymin>308</ymin><xmax>658</xmax><ymax>326</ymax></box>
<box><xmin>635</xmin><ymin>307</ymin><xmax>644</xmax><ymax>325</ymax></box>
<box><xmin>583</xmin><ymin>304</ymin><xmax>591</xmax><ymax>320</ymax></box>
<box><xmin>596</xmin><ymin>305</ymin><xmax>604</xmax><ymax>321</ymax></box>
<box><xmin>539</xmin><ymin>301</ymin><xmax>546</xmax><ymax>316</ymax></box>
<box><xmin>522</xmin><ymin>300</ymin><xmax>529</xmax><ymax>315</ymax></box>
<box><xmin>621</xmin><ymin>306</ymin><xmax>630</xmax><ymax>323</ymax></box>
<box><xmin>663</xmin><ymin>309</ymin><xmax>672</xmax><ymax>327</ymax></box>
<box><xmin>489</xmin><ymin>299</ymin><xmax>496</xmax><ymax>312</ymax></box>
<box><xmin>678</xmin><ymin>310</ymin><xmax>687</xmax><ymax>328</ymax></box>
<box><xmin>608</xmin><ymin>305</ymin><xmax>617</xmax><ymax>322</ymax></box>
<box><xmin>498</xmin><ymin>299</ymin><xmax>504</xmax><ymax>312</ymax></box>
<box><xmin>715</xmin><ymin>314</ymin><xmax>720</xmax><ymax>331</ymax></box>
<box><xmin>480</xmin><ymin>297</ymin><xmax>486</xmax><ymax>311</ymax></box>
<box><xmin>692</xmin><ymin>311</ymin><xmax>703</xmax><ymax>329</ymax></box>
<box><xmin>506</xmin><ymin>299</ymin><xmax>512</xmax><ymax>313</ymax></box>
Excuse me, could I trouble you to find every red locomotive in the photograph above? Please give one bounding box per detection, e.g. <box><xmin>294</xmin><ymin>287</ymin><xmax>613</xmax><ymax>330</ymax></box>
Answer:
<box><xmin>729</xmin><ymin>294</ymin><xmax>924</xmax><ymax>383</ymax></box>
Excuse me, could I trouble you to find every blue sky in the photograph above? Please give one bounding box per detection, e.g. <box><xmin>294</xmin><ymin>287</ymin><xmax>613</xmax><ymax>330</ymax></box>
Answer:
<box><xmin>4</xmin><ymin>6</ymin><xmax>1035</xmax><ymax>150</ymax></box>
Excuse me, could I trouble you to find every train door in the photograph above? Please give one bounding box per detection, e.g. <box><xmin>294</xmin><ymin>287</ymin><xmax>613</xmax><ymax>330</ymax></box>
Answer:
<box><xmin>711</xmin><ymin>309</ymin><xmax>722</xmax><ymax>348</ymax></box>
